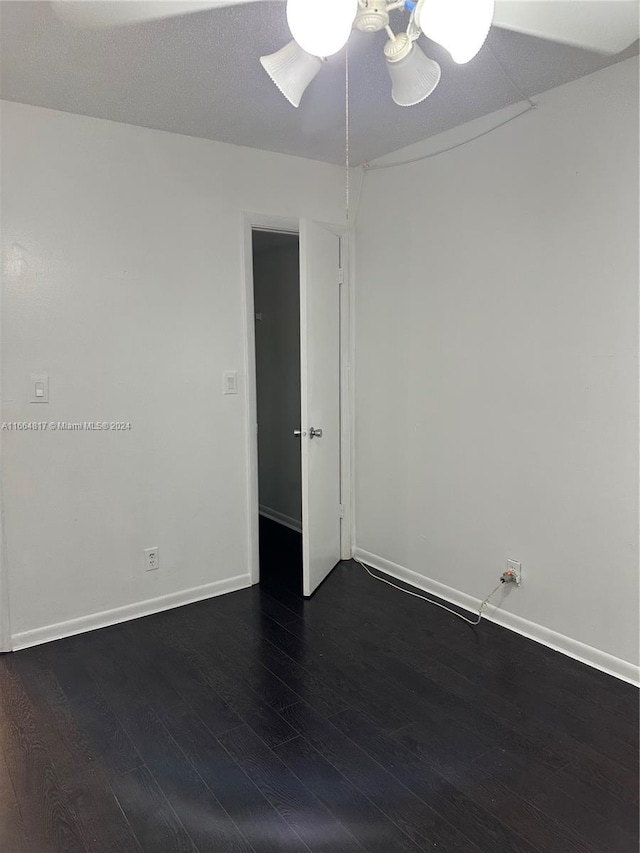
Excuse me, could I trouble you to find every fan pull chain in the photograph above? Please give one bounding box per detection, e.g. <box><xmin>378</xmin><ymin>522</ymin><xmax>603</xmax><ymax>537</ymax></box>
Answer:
<box><xmin>486</xmin><ymin>42</ymin><xmax>537</xmax><ymax>109</ymax></box>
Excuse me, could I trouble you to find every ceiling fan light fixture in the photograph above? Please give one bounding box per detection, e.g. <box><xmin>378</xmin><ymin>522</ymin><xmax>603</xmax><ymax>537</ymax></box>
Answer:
<box><xmin>260</xmin><ymin>40</ymin><xmax>323</xmax><ymax>108</ymax></box>
<box><xmin>354</xmin><ymin>1</ymin><xmax>390</xmax><ymax>33</ymax></box>
<box><xmin>418</xmin><ymin>0</ymin><xmax>494</xmax><ymax>64</ymax></box>
<box><xmin>286</xmin><ymin>0</ymin><xmax>358</xmax><ymax>57</ymax></box>
<box><xmin>384</xmin><ymin>34</ymin><xmax>441</xmax><ymax>107</ymax></box>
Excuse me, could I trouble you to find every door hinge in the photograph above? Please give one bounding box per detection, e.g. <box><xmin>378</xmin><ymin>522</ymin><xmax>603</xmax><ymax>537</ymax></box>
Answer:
<box><xmin>339</xmin><ymin>504</ymin><xmax>345</xmax><ymax>518</ymax></box>
<box><xmin>338</xmin><ymin>268</ymin><xmax>344</xmax><ymax>285</ymax></box>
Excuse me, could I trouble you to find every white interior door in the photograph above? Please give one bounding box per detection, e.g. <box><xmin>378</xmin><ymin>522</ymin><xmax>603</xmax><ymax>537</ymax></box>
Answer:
<box><xmin>300</xmin><ymin>220</ymin><xmax>342</xmax><ymax>596</ymax></box>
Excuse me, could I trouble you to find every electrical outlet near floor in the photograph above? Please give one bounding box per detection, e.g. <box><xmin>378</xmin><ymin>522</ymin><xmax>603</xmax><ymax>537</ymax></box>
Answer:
<box><xmin>144</xmin><ymin>547</ymin><xmax>159</xmax><ymax>572</ymax></box>
<box><xmin>506</xmin><ymin>559</ymin><xmax>522</xmax><ymax>586</ymax></box>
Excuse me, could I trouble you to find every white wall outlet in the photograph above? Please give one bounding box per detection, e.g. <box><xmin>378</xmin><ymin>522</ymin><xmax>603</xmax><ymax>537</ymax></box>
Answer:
<box><xmin>144</xmin><ymin>547</ymin><xmax>159</xmax><ymax>572</ymax></box>
<box><xmin>507</xmin><ymin>559</ymin><xmax>522</xmax><ymax>586</ymax></box>
<box><xmin>223</xmin><ymin>371</ymin><xmax>238</xmax><ymax>395</ymax></box>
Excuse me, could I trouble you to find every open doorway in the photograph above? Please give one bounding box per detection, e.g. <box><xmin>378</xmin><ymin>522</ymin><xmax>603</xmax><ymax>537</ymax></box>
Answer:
<box><xmin>252</xmin><ymin>229</ymin><xmax>303</xmax><ymax>596</ymax></box>
<box><xmin>246</xmin><ymin>216</ymin><xmax>346</xmax><ymax>597</ymax></box>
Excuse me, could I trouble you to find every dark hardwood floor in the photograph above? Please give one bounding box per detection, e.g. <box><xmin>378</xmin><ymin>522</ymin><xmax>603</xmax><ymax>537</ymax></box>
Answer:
<box><xmin>1</xmin><ymin>536</ymin><xmax>638</xmax><ymax>852</ymax></box>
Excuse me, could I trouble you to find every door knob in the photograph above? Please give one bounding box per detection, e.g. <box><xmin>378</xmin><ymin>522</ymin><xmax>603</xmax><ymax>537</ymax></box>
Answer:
<box><xmin>309</xmin><ymin>427</ymin><xmax>323</xmax><ymax>439</ymax></box>
<box><xmin>293</xmin><ymin>429</ymin><xmax>306</xmax><ymax>438</ymax></box>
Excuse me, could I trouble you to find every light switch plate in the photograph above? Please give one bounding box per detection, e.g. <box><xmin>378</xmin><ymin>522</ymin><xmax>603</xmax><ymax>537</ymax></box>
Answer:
<box><xmin>223</xmin><ymin>371</ymin><xmax>238</xmax><ymax>395</ymax></box>
<box><xmin>30</xmin><ymin>374</ymin><xmax>49</xmax><ymax>403</ymax></box>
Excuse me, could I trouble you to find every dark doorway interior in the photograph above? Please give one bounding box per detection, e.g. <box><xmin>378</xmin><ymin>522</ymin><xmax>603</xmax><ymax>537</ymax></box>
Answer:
<box><xmin>252</xmin><ymin>229</ymin><xmax>302</xmax><ymax>596</ymax></box>
<box><xmin>258</xmin><ymin>515</ymin><xmax>302</xmax><ymax>597</ymax></box>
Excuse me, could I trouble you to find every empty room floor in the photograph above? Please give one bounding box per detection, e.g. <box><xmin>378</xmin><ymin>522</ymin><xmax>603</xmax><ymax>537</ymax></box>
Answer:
<box><xmin>1</xmin><ymin>562</ymin><xmax>638</xmax><ymax>853</ymax></box>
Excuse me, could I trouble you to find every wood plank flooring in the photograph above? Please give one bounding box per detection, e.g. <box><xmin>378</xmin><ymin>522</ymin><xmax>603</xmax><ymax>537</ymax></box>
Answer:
<box><xmin>1</xmin><ymin>534</ymin><xmax>638</xmax><ymax>851</ymax></box>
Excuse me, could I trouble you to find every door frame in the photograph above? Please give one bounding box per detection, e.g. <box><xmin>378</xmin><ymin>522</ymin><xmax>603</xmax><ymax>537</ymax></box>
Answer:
<box><xmin>0</xmin><ymin>282</ymin><xmax>11</xmax><ymax>652</ymax></box>
<box><xmin>0</xmin><ymin>487</ymin><xmax>8</xmax><ymax>652</ymax></box>
<box><xmin>240</xmin><ymin>212</ymin><xmax>352</xmax><ymax>586</ymax></box>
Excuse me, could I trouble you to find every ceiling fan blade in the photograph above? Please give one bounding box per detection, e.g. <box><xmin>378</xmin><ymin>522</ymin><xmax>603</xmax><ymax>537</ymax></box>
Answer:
<box><xmin>50</xmin><ymin>0</ymin><xmax>273</xmax><ymax>29</ymax></box>
<box><xmin>493</xmin><ymin>0</ymin><xmax>639</xmax><ymax>54</ymax></box>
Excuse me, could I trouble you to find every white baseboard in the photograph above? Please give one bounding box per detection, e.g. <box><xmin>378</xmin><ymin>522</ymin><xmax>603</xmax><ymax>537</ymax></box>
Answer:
<box><xmin>259</xmin><ymin>505</ymin><xmax>302</xmax><ymax>533</ymax></box>
<box><xmin>354</xmin><ymin>549</ymin><xmax>640</xmax><ymax>688</ymax></box>
<box><xmin>11</xmin><ymin>573</ymin><xmax>253</xmax><ymax>651</ymax></box>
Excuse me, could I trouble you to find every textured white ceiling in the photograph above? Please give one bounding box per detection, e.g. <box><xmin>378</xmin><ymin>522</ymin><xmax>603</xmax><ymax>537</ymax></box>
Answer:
<box><xmin>1</xmin><ymin>1</ymin><xmax>637</xmax><ymax>165</ymax></box>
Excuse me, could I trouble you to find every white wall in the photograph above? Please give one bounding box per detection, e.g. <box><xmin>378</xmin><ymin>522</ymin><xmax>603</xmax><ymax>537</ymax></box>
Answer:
<box><xmin>354</xmin><ymin>58</ymin><xmax>639</xmax><ymax>670</ymax></box>
<box><xmin>1</xmin><ymin>101</ymin><xmax>344</xmax><ymax>644</ymax></box>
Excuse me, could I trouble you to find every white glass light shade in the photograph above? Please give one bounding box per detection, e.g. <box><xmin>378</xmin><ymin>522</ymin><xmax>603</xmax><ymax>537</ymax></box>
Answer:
<box><xmin>286</xmin><ymin>0</ymin><xmax>358</xmax><ymax>57</ymax></box>
<box><xmin>418</xmin><ymin>0</ymin><xmax>494</xmax><ymax>64</ymax></box>
<box><xmin>260</xmin><ymin>41</ymin><xmax>323</xmax><ymax>108</ymax></box>
<box><xmin>385</xmin><ymin>42</ymin><xmax>441</xmax><ymax>107</ymax></box>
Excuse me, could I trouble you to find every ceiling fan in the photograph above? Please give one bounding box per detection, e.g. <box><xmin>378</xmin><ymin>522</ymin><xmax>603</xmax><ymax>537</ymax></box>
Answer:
<box><xmin>51</xmin><ymin>1</ymin><xmax>640</xmax><ymax>107</ymax></box>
